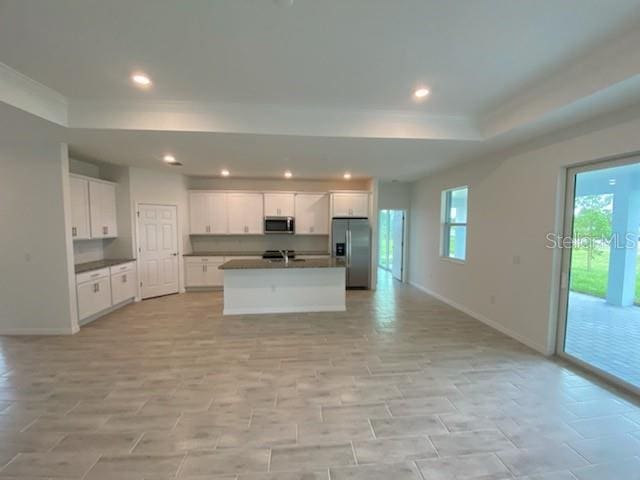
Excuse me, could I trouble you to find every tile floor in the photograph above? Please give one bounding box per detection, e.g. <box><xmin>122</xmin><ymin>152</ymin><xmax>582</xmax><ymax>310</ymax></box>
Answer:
<box><xmin>0</xmin><ymin>272</ymin><xmax>639</xmax><ymax>479</ymax></box>
<box><xmin>565</xmin><ymin>292</ymin><xmax>640</xmax><ymax>388</ymax></box>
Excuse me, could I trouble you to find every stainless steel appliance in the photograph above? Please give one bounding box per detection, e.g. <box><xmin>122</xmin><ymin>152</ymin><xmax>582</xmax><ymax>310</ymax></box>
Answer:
<box><xmin>332</xmin><ymin>217</ymin><xmax>370</xmax><ymax>288</ymax></box>
<box><xmin>264</xmin><ymin>216</ymin><xmax>295</xmax><ymax>234</ymax></box>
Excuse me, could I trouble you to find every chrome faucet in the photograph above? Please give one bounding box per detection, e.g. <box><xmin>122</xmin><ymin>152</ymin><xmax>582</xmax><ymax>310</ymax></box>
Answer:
<box><xmin>278</xmin><ymin>249</ymin><xmax>289</xmax><ymax>264</ymax></box>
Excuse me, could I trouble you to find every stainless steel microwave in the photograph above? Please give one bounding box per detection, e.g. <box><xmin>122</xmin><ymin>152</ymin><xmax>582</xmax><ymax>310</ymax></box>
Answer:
<box><xmin>264</xmin><ymin>216</ymin><xmax>295</xmax><ymax>234</ymax></box>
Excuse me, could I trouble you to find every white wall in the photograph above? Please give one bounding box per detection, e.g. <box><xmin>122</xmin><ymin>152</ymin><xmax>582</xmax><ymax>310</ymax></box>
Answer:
<box><xmin>0</xmin><ymin>143</ymin><xmax>78</xmax><ymax>334</ymax></box>
<box><xmin>188</xmin><ymin>176</ymin><xmax>370</xmax><ymax>192</ymax></box>
<box><xmin>129</xmin><ymin>167</ymin><xmax>190</xmax><ymax>292</ymax></box>
<box><xmin>379</xmin><ymin>181</ymin><xmax>411</xmax><ymax>211</ymax></box>
<box><xmin>409</xmin><ymin>107</ymin><xmax>640</xmax><ymax>355</ymax></box>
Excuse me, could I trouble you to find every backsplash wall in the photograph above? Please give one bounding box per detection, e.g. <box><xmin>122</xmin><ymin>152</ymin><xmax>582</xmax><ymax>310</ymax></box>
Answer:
<box><xmin>190</xmin><ymin>235</ymin><xmax>330</xmax><ymax>254</ymax></box>
<box><xmin>73</xmin><ymin>239</ymin><xmax>105</xmax><ymax>264</ymax></box>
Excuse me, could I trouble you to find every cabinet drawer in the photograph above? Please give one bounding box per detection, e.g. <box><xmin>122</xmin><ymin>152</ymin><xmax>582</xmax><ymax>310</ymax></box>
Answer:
<box><xmin>76</xmin><ymin>267</ymin><xmax>110</xmax><ymax>284</ymax></box>
<box><xmin>185</xmin><ymin>256</ymin><xmax>225</xmax><ymax>264</ymax></box>
<box><xmin>109</xmin><ymin>261</ymin><xmax>136</xmax><ymax>275</ymax></box>
<box><xmin>111</xmin><ymin>270</ymin><xmax>137</xmax><ymax>305</ymax></box>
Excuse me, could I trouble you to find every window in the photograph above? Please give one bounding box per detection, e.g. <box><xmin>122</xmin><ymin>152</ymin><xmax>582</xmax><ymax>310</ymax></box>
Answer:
<box><xmin>442</xmin><ymin>186</ymin><xmax>468</xmax><ymax>261</ymax></box>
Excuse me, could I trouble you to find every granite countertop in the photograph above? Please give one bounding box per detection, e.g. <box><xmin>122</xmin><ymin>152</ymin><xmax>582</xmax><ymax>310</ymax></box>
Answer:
<box><xmin>184</xmin><ymin>250</ymin><xmax>330</xmax><ymax>257</ymax></box>
<box><xmin>75</xmin><ymin>258</ymin><xmax>136</xmax><ymax>274</ymax></box>
<box><xmin>219</xmin><ymin>257</ymin><xmax>344</xmax><ymax>270</ymax></box>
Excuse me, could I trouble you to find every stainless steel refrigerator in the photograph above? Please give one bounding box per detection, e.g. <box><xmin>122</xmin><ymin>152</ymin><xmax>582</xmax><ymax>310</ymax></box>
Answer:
<box><xmin>331</xmin><ymin>217</ymin><xmax>371</xmax><ymax>289</ymax></box>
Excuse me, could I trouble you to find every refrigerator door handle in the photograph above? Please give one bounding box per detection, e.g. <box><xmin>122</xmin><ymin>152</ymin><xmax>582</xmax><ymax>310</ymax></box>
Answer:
<box><xmin>346</xmin><ymin>229</ymin><xmax>351</xmax><ymax>267</ymax></box>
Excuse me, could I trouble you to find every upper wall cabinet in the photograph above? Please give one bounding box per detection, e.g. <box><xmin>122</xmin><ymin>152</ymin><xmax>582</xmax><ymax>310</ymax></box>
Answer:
<box><xmin>189</xmin><ymin>192</ymin><xmax>228</xmax><ymax>234</ymax></box>
<box><xmin>189</xmin><ymin>191</ymin><xmax>263</xmax><ymax>235</ymax></box>
<box><xmin>89</xmin><ymin>180</ymin><xmax>118</xmax><ymax>238</ymax></box>
<box><xmin>264</xmin><ymin>193</ymin><xmax>295</xmax><ymax>217</ymax></box>
<box><xmin>69</xmin><ymin>175</ymin><xmax>118</xmax><ymax>240</ymax></box>
<box><xmin>70</xmin><ymin>176</ymin><xmax>91</xmax><ymax>240</ymax></box>
<box><xmin>227</xmin><ymin>193</ymin><xmax>264</xmax><ymax>234</ymax></box>
<box><xmin>295</xmin><ymin>193</ymin><xmax>329</xmax><ymax>235</ymax></box>
<box><xmin>331</xmin><ymin>192</ymin><xmax>369</xmax><ymax>218</ymax></box>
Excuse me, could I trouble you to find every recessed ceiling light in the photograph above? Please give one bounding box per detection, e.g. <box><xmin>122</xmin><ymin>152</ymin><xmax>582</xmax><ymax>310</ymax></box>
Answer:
<box><xmin>343</xmin><ymin>172</ymin><xmax>352</xmax><ymax>180</ymax></box>
<box><xmin>221</xmin><ymin>169</ymin><xmax>230</xmax><ymax>177</ymax></box>
<box><xmin>131</xmin><ymin>72</ymin><xmax>152</xmax><ymax>87</ymax></box>
<box><xmin>163</xmin><ymin>154</ymin><xmax>177</xmax><ymax>164</ymax></box>
<box><xmin>284</xmin><ymin>170</ymin><xmax>293</xmax><ymax>179</ymax></box>
<box><xmin>414</xmin><ymin>87</ymin><xmax>430</xmax><ymax>99</ymax></box>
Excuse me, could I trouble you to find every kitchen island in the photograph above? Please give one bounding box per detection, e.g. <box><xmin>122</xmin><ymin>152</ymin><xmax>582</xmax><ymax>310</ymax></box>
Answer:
<box><xmin>219</xmin><ymin>257</ymin><xmax>346</xmax><ymax>315</ymax></box>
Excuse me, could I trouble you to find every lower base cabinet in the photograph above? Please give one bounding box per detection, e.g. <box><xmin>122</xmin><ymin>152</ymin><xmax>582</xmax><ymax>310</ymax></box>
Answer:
<box><xmin>77</xmin><ymin>269</ymin><xmax>112</xmax><ymax>320</ymax></box>
<box><xmin>184</xmin><ymin>256</ymin><xmax>261</xmax><ymax>288</ymax></box>
<box><xmin>111</xmin><ymin>270</ymin><xmax>137</xmax><ymax>305</ymax></box>
<box><xmin>76</xmin><ymin>262</ymin><xmax>137</xmax><ymax>323</ymax></box>
<box><xmin>185</xmin><ymin>257</ymin><xmax>225</xmax><ymax>287</ymax></box>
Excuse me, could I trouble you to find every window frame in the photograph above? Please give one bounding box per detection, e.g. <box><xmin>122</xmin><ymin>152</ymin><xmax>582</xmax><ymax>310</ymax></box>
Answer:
<box><xmin>441</xmin><ymin>186</ymin><xmax>468</xmax><ymax>262</ymax></box>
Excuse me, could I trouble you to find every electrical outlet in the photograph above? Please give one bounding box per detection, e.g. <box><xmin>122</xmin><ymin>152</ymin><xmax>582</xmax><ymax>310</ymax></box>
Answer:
<box><xmin>490</xmin><ymin>295</ymin><xmax>496</xmax><ymax>305</ymax></box>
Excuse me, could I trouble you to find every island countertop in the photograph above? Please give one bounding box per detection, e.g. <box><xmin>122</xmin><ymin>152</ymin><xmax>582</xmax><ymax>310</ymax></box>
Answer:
<box><xmin>219</xmin><ymin>257</ymin><xmax>345</xmax><ymax>270</ymax></box>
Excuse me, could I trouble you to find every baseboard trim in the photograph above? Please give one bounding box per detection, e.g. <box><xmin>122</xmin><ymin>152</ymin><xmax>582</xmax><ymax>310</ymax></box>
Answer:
<box><xmin>0</xmin><ymin>326</ymin><xmax>78</xmax><ymax>335</ymax></box>
<box><xmin>223</xmin><ymin>305</ymin><xmax>346</xmax><ymax>316</ymax></box>
<box><xmin>409</xmin><ymin>281</ymin><xmax>552</xmax><ymax>356</ymax></box>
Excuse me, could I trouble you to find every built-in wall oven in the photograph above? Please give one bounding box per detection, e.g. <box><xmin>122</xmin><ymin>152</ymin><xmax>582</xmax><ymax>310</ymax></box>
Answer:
<box><xmin>264</xmin><ymin>216</ymin><xmax>295</xmax><ymax>234</ymax></box>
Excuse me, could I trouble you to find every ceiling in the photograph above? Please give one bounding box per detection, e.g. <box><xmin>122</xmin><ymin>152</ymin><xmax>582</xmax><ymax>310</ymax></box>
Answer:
<box><xmin>68</xmin><ymin>129</ymin><xmax>480</xmax><ymax>180</ymax></box>
<box><xmin>1</xmin><ymin>0</ymin><xmax>639</xmax><ymax>114</ymax></box>
<box><xmin>1</xmin><ymin>0</ymin><xmax>640</xmax><ymax>179</ymax></box>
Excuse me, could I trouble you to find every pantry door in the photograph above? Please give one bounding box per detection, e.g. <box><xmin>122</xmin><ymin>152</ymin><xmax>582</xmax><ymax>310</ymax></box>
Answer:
<box><xmin>137</xmin><ymin>204</ymin><xmax>179</xmax><ymax>299</ymax></box>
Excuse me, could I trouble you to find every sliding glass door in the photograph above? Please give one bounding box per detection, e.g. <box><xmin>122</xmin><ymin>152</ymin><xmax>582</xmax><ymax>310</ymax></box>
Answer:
<box><xmin>558</xmin><ymin>157</ymin><xmax>640</xmax><ymax>392</ymax></box>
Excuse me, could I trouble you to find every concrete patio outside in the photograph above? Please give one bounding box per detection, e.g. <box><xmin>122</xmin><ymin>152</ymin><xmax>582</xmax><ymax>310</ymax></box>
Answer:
<box><xmin>565</xmin><ymin>291</ymin><xmax>640</xmax><ymax>388</ymax></box>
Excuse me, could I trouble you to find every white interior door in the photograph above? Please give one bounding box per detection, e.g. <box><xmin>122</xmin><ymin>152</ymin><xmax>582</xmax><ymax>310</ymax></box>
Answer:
<box><xmin>138</xmin><ymin>204</ymin><xmax>179</xmax><ymax>299</ymax></box>
<box><xmin>391</xmin><ymin>211</ymin><xmax>404</xmax><ymax>281</ymax></box>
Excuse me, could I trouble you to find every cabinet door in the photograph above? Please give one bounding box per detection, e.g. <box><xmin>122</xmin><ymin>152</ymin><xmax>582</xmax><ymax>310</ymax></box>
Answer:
<box><xmin>111</xmin><ymin>270</ymin><xmax>137</xmax><ymax>305</ymax></box>
<box><xmin>264</xmin><ymin>193</ymin><xmax>295</xmax><ymax>217</ymax></box>
<box><xmin>89</xmin><ymin>181</ymin><xmax>118</xmax><ymax>238</ymax></box>
<box><xmin>331</xmin><ymin>193</ymin><xmax>353</xmax><ymax>217</ymax></box>
<box><xmin>189</xmin><ymin>192</ymin><xmax>210</xmax><ymax>234</ymax></box>
<box><xmin>77</xmin><ymin>278</ymin><xmax>111</xmax><ymax>320</ymax></box>
<box><xmin>227</xmin><ymin>193</ymin><xmax>247</xmax><ymax>234</ymax></box>
<box><xmin>185</xmin><ymin>262</ymin><xmax>205</xmax><ymax>287</ymax></box>
<box><xmin>349</xmin><ymin>193</ymin><xmax>369</xmax><ymax>217</ymax></box>
<box><xmin>244</xmin><ymin>194</ymin><xmax>264</xmax><ymax>234</ymax></box>
<box><xmin>101</xmin><ymin>182</ymin><xmax>118</xmax><ymax>237</ymax></box>
<box><xmin>332</xmin><ymin>193</ymin><xmax>368</xmax><ymax>218</ymax></box>
<box><xmin>207</xmin><ymin>193</ymin><xmax>228</xmax><ymax>234</ymax></box>
<box><xmin>227</xmin><ymin>193</ymin><xmax>263</xmax><ymax>234</ymax></box>
<box><xmin>89</xmin><ymin>181</ymin><xmax>103</xmax><ymax>238</ymax></box>
<box><xmin>69</xmin><ymin>176</ymin><xmax>90</xmax><ymax>240</ymax></box>
<box><xmin>203</xmin><ymin>261</ymin><xmax>224</xmax><ymax>286</ymax></box>
<box><xmin>295</xmin><ymin>193</ymin><xmax>329</xmax><ymax>234</ymax></box>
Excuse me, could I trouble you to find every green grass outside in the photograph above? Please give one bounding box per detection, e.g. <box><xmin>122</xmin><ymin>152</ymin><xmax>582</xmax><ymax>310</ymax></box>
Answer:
<box><xmin>570</xmin><ymin>248</ymin><xmax>640</xmax><ymax>303</ymax></box>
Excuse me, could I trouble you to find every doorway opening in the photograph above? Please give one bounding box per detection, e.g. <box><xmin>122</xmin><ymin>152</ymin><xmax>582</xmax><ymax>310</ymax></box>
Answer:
<box><xmin>557</xmin><ymin>157</ymin><xmax>640</xmax><ymax>393</ymax></box>
<box><xmin>378</xmin><ymin>209</ymin><xmax>405</xmax><ymax>282</ymax></box>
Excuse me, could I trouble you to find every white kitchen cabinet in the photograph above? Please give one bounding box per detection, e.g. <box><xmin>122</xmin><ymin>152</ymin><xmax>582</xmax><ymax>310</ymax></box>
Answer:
<box><xmin>295</xmin><ymin>193</ymin><xmax>329</xmax><ymax>234</ymax></box>
<box><xmin>331</xmin><ymin>192</ymin><xmax>369</xmax><ymax>218</ymax></box>
<box><xmin>227</xmin><ymin>193</ymin><xmax>263</xmax><ymax>234</ymax></box>
<box><xmin>185</xmin><ymin>257</ymin><xmax>225</xmax><ymax>287</ymax></box>
<box><xmin>110</xmin><ymin>262</ymin><xmax>137</xmax><ymax>305</ymax></box>
<box><xmin>89</xmin><ymin>180</ymin><xmax>118</xmax><ymax>238</ymax></box>
<box><xmin>76</xmin><ymin>269</ymin><xmax>112</xmax><ymax>321</ymax></box>
<box><xmin>264</xmin><ymin>193</ymin><xmax>295</xmax><ymax>217</ymax></box>
<box><xmin>189</xmin><ymin>192</ymin><xmax>228</xmax><ymax>234</ymax></box>
<box><xmin>69</xmin><ymin>176</ymin><xmax>91</xmax><ymax>240</ymax></box>
<box><xmin>189</xmin><ymin>192</ymin><xmax>210</xmax><ymax>234</ymax></box>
